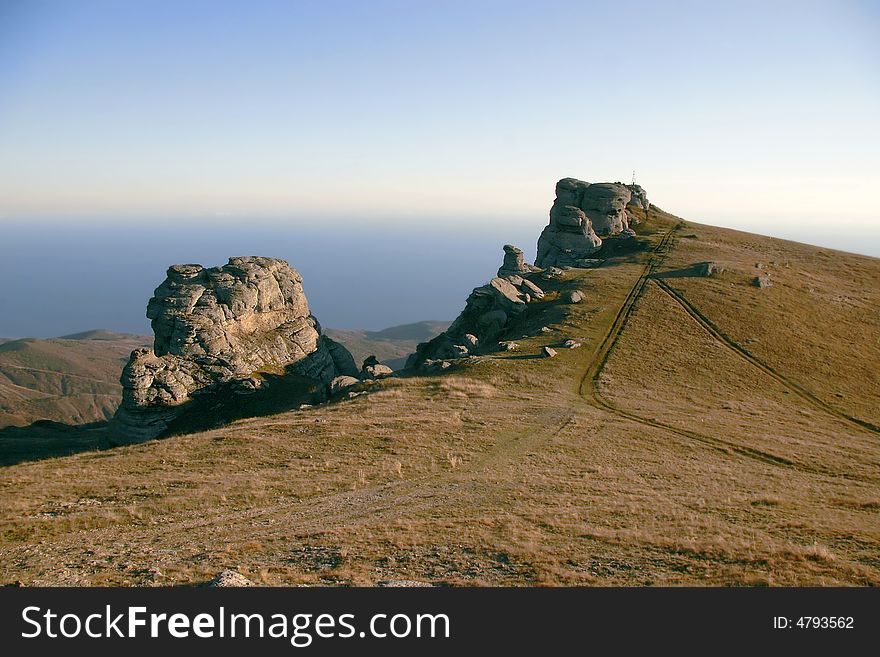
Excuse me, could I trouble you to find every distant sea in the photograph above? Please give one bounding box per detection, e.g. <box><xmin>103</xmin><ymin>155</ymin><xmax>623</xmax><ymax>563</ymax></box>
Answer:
<box><xmin>1</xmin><ymin>217</ymin><xmax>877</xmax><ymax>339</ymax></box>
<box><xmin>0</xmin><ymin>220</ymin><xmax>539</xmax><ymax>338</ymax></box>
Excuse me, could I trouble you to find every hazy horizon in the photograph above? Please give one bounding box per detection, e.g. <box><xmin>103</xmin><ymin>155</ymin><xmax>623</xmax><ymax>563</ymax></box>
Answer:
<box><xmin>2</xmin><ymin>211</ymin><xmax>878</xmax><ymax>340</ymax></box>
<box><xmin>1</xmin><ymin>0</ymin><xmax>879</xmax><ymax>337</ymax></box>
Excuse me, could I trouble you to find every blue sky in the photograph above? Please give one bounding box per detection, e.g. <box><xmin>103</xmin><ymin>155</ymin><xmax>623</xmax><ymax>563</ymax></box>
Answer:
<box><xmin>1</xmin><ymin>0</ymin><xmax>878</xmax><ymax>239</ymax></box>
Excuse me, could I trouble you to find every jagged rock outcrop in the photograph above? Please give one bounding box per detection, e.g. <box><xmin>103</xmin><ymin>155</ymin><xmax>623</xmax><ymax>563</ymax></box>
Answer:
<box><xmin>536</xmin><ymin>178</ymin><xmax>649</xmax><ymax>268</ymax></box>
<box><xmin>110</xmin><ymin>256</ymin><xmax>357</xmax><ymax>443</ymax></box>
<box><xmin>407</xmin><ymin>246</ymin><xmax>546</xmax><ymax>367</ymax></box>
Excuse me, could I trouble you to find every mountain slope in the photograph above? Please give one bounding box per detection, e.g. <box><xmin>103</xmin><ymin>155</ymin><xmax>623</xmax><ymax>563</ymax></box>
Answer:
<box><xmin>1</xmin><ymin>208</ymin><xmax>878</xmax><ymax>587</ymax></box>
<box><xmin>0</xmin><ymin>332</ymin><xmax>150</xmax><ymax>427</ymax></box>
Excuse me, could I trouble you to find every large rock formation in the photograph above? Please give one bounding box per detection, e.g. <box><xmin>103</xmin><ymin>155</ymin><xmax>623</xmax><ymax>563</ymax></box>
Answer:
<box><xmin>110</xmin><ymin>256</ymin><xmax>357</xmax><ymax>443</ymax></box>
<box><xmin>536</xmin><ymin>178</ymin><xmax>648</xmax><ymax>268</ymax></box>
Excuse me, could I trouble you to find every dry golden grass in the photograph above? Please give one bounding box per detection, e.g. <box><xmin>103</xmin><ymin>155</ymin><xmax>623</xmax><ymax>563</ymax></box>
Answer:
<box><xmin>0</xmin><ymin>209</ymin><xmax>878</xmax><ymax>586</ymax></box>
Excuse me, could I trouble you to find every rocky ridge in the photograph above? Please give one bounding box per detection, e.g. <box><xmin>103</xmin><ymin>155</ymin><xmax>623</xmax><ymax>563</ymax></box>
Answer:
<box><xmin>408</xmin><ymin>178</ymin><xmax>650</xmax><ymax>368</ymax></box>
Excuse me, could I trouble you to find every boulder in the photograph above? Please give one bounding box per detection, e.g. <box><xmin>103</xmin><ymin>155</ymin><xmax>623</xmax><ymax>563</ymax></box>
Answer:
<box><xmin>110</xmin><ymin>257</ymin><xmax>357</xmax><ymax>444</ymax></box>
<box><xmin>562</xmin><ymin>290</ymin><xmax>584</xmax><ymax>304</ymax></box>
<box><xmin>542</xmin><ymin>347</ymin><xmax>558</xmax><ymax>358</ymax></box>
<box><xmin>753</xmin><ymin>275</ymin><xmax>772</xmax><ymax>289</ymax></box>
<box><xmin>519</xmin><ymin>278</ymin><xmax>545</xmax><ymax>299</ymax></box>
<box><xmin>696</xmin><ymin>262</ymin><xmax>719</xmax><ymax>277</ymax></box>
<box><xmin>205</xmin><ymin>570</ymin><xmax>254</xmax><ymax>587</ymax></box>
<box><xmin>563</xmin><ymin>339</ymin><xmax>582</xmax><ymax>349</ymax></box>
<box><xmin>330</xmin><ymin>375</ymin><xmax>360</xmax><ymax>394</ymax></box>
<box><xmin>361</xmin><ymin>356</ymin><xmax>394</xmax><ymax>379</ymax></box>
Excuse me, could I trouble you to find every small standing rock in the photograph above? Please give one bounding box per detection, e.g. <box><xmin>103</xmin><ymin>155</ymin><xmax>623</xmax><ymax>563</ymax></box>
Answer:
<box><xmin>752</xmin><ymin>275</ymin><xmax>772</xmax><ymax>289</ymax></box>
<box><xmin>562</xmin><ymin>290</ymin><xmax>584</xmax><ymax>304</ymax></box>
<box><xmin>542</xmin><ymin>347</ymin><xmax>558</xmax><ymax>358</ymax></box>
<box><xmin>498</xmin><ymin>341</ymin><xmax>518</xmax><ymax>352</ymax></box>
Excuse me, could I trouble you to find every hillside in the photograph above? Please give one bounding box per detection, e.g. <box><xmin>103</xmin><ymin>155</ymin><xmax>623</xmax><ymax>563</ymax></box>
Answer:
<box><xmin>0</xmin><ymin>207</ymin><xmax>878</xmax><ymax>586</ymax></box>
<box><xmin>0</xmin><ymin>332</ymin><xmax>150</xmax><ymax>428</ymax></box>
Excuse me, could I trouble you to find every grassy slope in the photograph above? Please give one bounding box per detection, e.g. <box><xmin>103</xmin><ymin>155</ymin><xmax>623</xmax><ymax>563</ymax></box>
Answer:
<box><xmin>0</xmin><ymin>209</ymin><xmax>878</xmax><ymax>586</ymax></box>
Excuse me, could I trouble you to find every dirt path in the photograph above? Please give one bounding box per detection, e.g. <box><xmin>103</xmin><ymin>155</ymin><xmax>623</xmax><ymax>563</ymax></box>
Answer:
<box><xmin>575</xmin><ymin>225</ymin><xmax>870</xmax><ymax>481</ymax></box>
<box><xmin>653</xmin><ymin>278</ymin><xmax>880</xmax><ymax>436</ymax></box>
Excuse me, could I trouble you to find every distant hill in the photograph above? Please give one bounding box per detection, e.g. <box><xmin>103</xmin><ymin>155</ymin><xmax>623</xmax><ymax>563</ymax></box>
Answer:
<box><xmin>325</xmin><ymin>320</ymin><xmax>450</xmax><ymax>369</ymax></box>
<box><xmin>0</xmin><ymin>331</ymin><xmax>150</xmax><ymax>428</ymax></box>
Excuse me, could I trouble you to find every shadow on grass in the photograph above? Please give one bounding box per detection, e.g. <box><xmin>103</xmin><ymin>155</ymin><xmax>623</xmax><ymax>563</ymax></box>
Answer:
<box><xmin>1</xmin><ymin>364</ymin><xmax>327</xmax><ymax>466</ymax></box>
<box><xmin>652</xmin><ymin>262</ymin><xmax>713</xmax><ymax>279</ymax></box>
<box><xmin>0</xmin><ymin>420</ymin><xmax>108</xmax><ymax>466</ymax></box>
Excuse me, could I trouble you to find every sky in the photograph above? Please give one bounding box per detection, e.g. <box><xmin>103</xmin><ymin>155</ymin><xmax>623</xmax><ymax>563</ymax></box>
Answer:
<box><xmin>0</xmin><ymin>0</ymin><xmax>878</xmax><ymax>336</ymax></box>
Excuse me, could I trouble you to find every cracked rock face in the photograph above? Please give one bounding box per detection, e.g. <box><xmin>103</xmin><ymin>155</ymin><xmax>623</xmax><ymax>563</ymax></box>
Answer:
<box><xmin>536</xmin><ymin>178</ymin><xmax>645</xmax><ymax>268</ymax></box>
<box><xmin>111</xmin><ymin>256</ymin><xmax>356</xmax><ymax>443</ymax></box>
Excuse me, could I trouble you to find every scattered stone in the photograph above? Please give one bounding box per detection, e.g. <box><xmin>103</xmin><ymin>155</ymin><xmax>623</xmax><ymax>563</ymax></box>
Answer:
<box><xmin>756</xmin><ymin>263</ymin><xmax>765</xmax><ymax>269</ymax></box>
<box><xmin>498</xmin><ymin>341</ymin><xmax>519</xmax><ymax>351</ymax></box>
<box><xmin>111</xmin><ymin>257</ymin><xmax>358</xmax><ymax>444</ymax></box>
<box><xmin>463</xmin><ymin>334</ymin><xmax>479</xmax><ymax>349</ymax></box>
<box><xmin>563</xmin><ymin>339</ymin><xmax>582</xmax><ymax>349</ymax></box>
<box><xmin>539</xmin><ymin>326</ymin><xmax>552</xmax><ymax>334</ymax></box>
<box><xmin>206</xmin><ymin>570</ymin><xmax>253</xmax><ymax>587</ymax></box>
<box><xmin>562</xmin><ymin>290</ymin><xmax>584</xmax><ymax>304</ymax></box>
<box><xmin>542</xmin><ymin>347</ymin><xmax>558</xmax><ymax>358</ymax></box>
<box><xmin>419</xmin><ymin>359</ymin><xmax>452</xmax><ymax>373</ymax></box>
<box><xmin>330</xmin><ymin>375</ymin><xmax>360</xmax><ymax>395</ymax></box>
<box><xmin>753</xmin><ymin>275</ymin><xmax>772</xmax><ymax>289</ymax></box>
